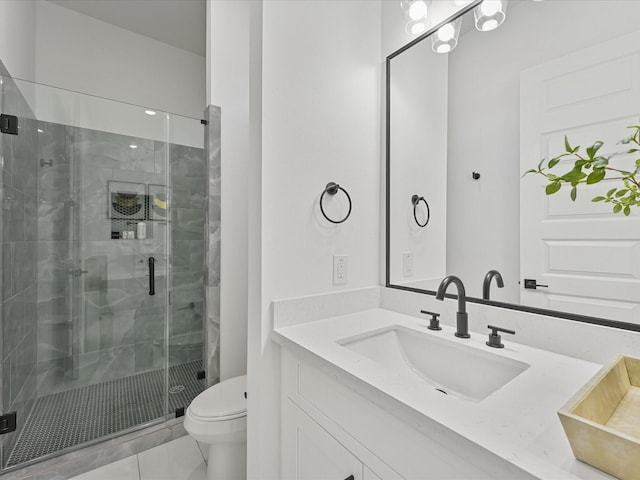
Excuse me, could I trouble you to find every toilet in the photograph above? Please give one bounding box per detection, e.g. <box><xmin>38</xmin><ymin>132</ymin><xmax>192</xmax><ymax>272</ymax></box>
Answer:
<box><xmin>184</xmin><ymin>375</ymin><xmax>247</xmax><ymax>480</ymax></box>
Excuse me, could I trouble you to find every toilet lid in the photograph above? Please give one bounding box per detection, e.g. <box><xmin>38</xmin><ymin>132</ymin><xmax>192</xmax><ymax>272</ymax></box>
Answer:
<box><xmin>190</xmin><ymin>375</ymin><xmax>247</xmax><ymax>420</ymax></box>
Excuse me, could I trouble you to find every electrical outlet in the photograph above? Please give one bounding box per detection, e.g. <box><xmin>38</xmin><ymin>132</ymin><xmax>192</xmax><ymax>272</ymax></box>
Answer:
<box><xmin>403</xmin><ymin>252</ymin><xmax>414</xmax><ymax>278</ymax></box>
<box><xmin>333</xmin><ymin>255</ymin><xmax>348</xmax><ymax>285</ymax></box>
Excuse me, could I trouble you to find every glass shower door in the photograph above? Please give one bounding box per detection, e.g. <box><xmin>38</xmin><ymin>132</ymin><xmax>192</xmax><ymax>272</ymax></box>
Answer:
<box><xmin>0</xmin><ymin>77</ymin><xmax>206</xmax><ymax>472</ymax></box>
<box><xmin>0</xmin><ymin>74</ymin><xmax>40</xmax><ymax>469</ymax></box>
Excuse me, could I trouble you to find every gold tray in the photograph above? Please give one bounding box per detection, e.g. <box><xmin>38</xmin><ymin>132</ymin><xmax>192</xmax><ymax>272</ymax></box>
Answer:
<box><xmin>558</xmin><ymin>356</ymin><xmax>640</xmax><ymax>480</ymax></box>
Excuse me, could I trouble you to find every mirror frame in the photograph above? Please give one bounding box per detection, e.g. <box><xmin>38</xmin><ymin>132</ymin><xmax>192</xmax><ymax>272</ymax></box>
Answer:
<box><xmin>384</xmin><ymin>0</ymin><xmax>640</xmax><ymax>333</ymax></box>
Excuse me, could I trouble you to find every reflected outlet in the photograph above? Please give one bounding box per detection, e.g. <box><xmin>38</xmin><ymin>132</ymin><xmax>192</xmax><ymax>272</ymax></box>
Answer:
<box><xmin>403</xmin><ymin>252</ymin><xmax>414</xmax><ymax>277</ymax></box>
<box><xmin>333</xmin><ymin>255</ymin><xmax>348</xmax><ymax>285</ymax></box>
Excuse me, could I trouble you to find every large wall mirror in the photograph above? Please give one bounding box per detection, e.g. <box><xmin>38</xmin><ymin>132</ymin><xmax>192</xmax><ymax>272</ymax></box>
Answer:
<box><xmin>386</xmin><ymin>0</ymin><xmax>640</xmax><ymax>331</ymax></box>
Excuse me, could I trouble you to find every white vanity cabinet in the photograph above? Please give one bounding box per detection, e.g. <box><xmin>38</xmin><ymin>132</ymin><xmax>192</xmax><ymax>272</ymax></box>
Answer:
<box><xmin>281</xmin><ymin>349</ymin><xmax>394</xmax><ymax>480</ymax></box>
<box><xmin>282</xmin><ymin>400</ymin><xmax>366</xmax><ymax>480</ymax></box>
<box><xmin>279</xmin><ymin>348</ymin><xmax>538</xmax><ymax>480</ymax></box>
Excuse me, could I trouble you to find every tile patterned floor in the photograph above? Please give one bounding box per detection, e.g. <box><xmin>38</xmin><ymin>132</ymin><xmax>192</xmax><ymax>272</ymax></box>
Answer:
<box><xmin>68</xmin><ymin>436</ymin><xmax>208</xmax><ymax>480</ymax></box>
<box><xmin>7</xmin><ymin>361</ymin><xmax>204</xmax><ymax>467</ymax></box>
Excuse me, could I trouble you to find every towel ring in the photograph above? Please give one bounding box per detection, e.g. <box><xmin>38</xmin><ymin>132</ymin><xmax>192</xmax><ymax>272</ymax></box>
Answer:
<box><xmin>320</xmin><ymin>182</ymin><xmax>352</xmax><ymax>224</ymax></box>
<box><xmin>411</xmin><ymin>194</ymin><xmax>430</xmax><ymax>228</ymax></box>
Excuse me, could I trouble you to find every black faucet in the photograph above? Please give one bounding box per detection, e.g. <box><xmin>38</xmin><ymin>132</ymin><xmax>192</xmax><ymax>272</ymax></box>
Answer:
<box><xmin>482</xmin><ymin>269</ymin><xmax>504</xmax><ymax>300</ymax></box>
<box><xmin>435</xmin><ymin>275</ymin><xmax>470</xmax><ymax>338</ymax></box>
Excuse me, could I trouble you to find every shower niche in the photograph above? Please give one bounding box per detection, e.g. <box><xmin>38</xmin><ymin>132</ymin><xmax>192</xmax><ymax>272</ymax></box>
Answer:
<box><xmin>108</xmin><ymin>181</ymin><xmax>169</xmax><ymax>240</ymax></box>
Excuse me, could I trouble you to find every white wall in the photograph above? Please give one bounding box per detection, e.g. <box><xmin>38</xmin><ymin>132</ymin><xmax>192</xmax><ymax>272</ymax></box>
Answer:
<box><xmin>389</xmin><ymin>39</ymin><xmax>448</xmax><ymax>287</ymax></box>
<box><xmin>34</xmin><ymin>1</ymin><xmax>205</xmax><ymax>120</ymax></box>
<box><xmin>245</xmin><ymin>1</ymin><xmax>383</xmax><ymax>477</ymax></box>
<box><xmin>261</xmin><ymin>1</ymin><xmax>381</xmax><ymax>300</ymax></box>
<box><xmin>0</xmin><ymin>0</ymin><xmax>36</xmax><ymax>81</ymax></box>
<box><xmin>446</xmin><ymin>0</ymin><xmax>640</xmax><ymax>301</ymax></box>
<box><xmin>0</xmin><ymin>1</ymin><xmax>203</xmax><ymax>144</ymax></box>
<box><xmin>207</xmin><ymin>0</ymin><xmax>250</xmax><ymax>381</ymax></box>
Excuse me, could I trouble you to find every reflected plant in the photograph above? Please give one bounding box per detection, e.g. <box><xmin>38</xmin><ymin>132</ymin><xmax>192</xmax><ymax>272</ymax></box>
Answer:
<box><xmin>523</xmin><ymin>124</ymin><xmax>640</xmax><ymax>216</ymax></box>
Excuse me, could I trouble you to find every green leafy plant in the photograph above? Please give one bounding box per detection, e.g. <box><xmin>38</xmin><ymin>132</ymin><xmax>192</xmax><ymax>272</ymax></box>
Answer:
<box><xmin>523</xmin><ymin>124</ymin><xmax>640</xmax><ymax>216</ymax></box>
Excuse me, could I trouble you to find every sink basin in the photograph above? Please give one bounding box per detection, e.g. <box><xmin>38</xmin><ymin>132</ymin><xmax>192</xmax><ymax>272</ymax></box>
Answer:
<box><xmin>338</xmin><ymin>326</ymin><xmax>529</xmax><ymax>401</ymax></box>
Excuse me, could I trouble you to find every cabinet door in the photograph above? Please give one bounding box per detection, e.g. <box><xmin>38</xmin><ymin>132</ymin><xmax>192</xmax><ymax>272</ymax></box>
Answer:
<box><xmin>283</xmin><ymin>401</ymin><xmax>363</xmax><ymax>480</ymax></box>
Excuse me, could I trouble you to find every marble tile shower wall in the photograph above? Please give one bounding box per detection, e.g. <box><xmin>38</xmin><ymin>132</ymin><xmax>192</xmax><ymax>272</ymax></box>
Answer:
<box><xmin>167</xmin><ymin>142</ymin><xmax>206</xmax><ymax>371</ymax></box>
<box><xmin>1</xmin><ymin>76</ymin><xmax>39</xmax><ymax>466</ymax></box>
<box><xmin>204</xmin><ymin>105</ymin><xmax>220</xmax><ymax>386</ymax></box>
<box><xmin>35</xmin><ymin>124</ymin><xmax>206</xmax><ymax>398</ymax></box>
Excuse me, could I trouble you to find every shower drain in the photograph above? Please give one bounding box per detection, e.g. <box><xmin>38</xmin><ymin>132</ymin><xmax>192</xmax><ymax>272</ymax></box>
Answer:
<box><xmin>169</xmin><ymin>385</ymin><xmax>186</xmax><ymax>394</ymax></box>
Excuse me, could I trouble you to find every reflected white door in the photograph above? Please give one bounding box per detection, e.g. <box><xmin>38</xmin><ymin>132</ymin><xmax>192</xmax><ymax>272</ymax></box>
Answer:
<box><xmin>520</xmin><ymin>29</ymin><xmax>640</xmax><ymax>324</ymax></box>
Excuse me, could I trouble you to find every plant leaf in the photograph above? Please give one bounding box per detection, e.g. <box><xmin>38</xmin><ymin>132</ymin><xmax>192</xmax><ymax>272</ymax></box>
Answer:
<box><xmin>615</xmin><ymin>189</ymin><xmax>629</xmax><ymax>197</ymax></box>
<box><xmin>586</xmin><ymin>141</ymin><xmax>604</xmax><ymax>159</ymax></box>
<box><xmin>607</xmin><ymin>187</ymin><xmax>617</xmax><ymax>197</ymax></box>
<box><xmin>562</xmin><ymin>166</ymin><xmax>586</xmax><ymax>183</ymax></box>
<box><xmin>546</xmin><ymin>181</ymin><xmax>561</xmax><ymax>195</ymax></box>
<box><xmin>570</xmin><ymin>186</ymin><xmax>577</xmax><ymax>201</ymax></box>
<box><xmin>586</xmin><ymin>168</ymin><xmax>606</xmax><ymax>184</ymax></box>
<box><xmin>564</xmin><ymin>135</ymin><xmax>573</xmax><ymax>153</ymax></box>
<box><xmin>624</xmin><ymin>206</ymin><xmax>631</xmax><ymax>216</ymax></box>
<box><xmin>548</xmin><ymin>158</ymin><xmax>561</xmax><ymax>169</ymax></box>
<box><xmin>613</xmin><ymin>204</ymin><xmax>622</xmax><ymax>213</ymax></box>
<box><xmin>592</xmin><ymin>196</ymin><xmax>606</xmax><ymax>202</ymax></box>
<box><xmin>593</xmin><ymin>156</ymin><xmax>609</xmax><ymax>168</ymax></box>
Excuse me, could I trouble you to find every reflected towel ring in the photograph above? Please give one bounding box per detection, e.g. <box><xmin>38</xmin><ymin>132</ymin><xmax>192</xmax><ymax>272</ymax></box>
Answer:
<box><xmin>320</xmin><ymin>182</ymin><xmax>352</xmax><ymax>224</ymax></box>
<box><xmin>411</xmin><ymin>194</ymin><xmax>430</xmax><ymax>228</ymax></box>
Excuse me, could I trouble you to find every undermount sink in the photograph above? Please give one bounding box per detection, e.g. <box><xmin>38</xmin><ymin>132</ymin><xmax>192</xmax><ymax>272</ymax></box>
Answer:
<box><xmin>338</xmin><ymin>326</ymin><xmax>529</xmax><ymax>401</ymax></box>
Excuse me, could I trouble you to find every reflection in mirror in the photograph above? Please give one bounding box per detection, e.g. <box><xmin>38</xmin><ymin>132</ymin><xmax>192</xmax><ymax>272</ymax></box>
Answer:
<box><xmin>387</xmin><ymin>0</ymin><xmax>640</xmax><ymax>327</ymax></box>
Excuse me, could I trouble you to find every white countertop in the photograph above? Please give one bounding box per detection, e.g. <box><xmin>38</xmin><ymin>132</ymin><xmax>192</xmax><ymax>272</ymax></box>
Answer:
<box><xmin>273</xmin><ymin>308</ymin><xmax>617</xmax><ymax>479</ymax></box>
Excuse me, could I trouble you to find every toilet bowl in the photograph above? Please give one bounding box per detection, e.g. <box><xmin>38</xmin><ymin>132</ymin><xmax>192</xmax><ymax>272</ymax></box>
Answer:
<box><xmin>184</xmin><ymin>375</ymin><xmax>247</xmax><ymax>480</ymax></box>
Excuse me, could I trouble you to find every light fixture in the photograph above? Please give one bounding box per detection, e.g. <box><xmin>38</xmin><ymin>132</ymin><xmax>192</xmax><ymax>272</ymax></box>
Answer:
<box><xmin>400</xmin><ymin>0</ymin><xmax>429</xmax><ymax>35</ymax></box>
<box><xmin>144</xmin><ymin>109</ymin><xmax>157</xmax><ymax>116</ymax></box>
<box><xmin>37</xmin><ymin>128</ymin><xmax>44</xmax><ymax>133</ymax></box>
<box><xmin>407</xmin><ymin>19</ymin><xmax>427</xmax><ymax>35</ymax></box>
<box><xmin>431</xmin><ymin>18</ymin><xmax>462</xmax><ymax>53</ymax></box>
<box><xmin>129</xmin><ymin>144</ymin><xmax>138</xmax><ymax>149</ymax></box>
<box><xmin>474</xmin><ymin>0</ymin><xmax>508</xmax><ymax>32</ymax></box>
<box><xmin>403</xmin><ymin>0</ymin><xmax>428</xmax><ymax>20</ymax></box>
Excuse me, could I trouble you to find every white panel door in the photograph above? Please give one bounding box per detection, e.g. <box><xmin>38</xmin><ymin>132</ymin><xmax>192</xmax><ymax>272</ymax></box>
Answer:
<box><xmin>520</xmin><ymin>29</ymin><xmax>640</xmax><ymax>324</ymax></box>
<box><xmin>364</xmin><ymin>466</ymin><xmax>383</xmax><ymax>480</ymax></box>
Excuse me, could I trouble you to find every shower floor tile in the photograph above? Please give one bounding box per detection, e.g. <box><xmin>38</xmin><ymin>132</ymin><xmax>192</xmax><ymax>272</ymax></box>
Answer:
<box><xmin>6</xmin><ymin>361</ymin><xmax>204</xmax><ymax>468</ymax></box>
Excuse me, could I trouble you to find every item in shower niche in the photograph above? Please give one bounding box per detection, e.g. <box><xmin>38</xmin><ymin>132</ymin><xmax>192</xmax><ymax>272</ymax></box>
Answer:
<box><xmin>112</xmin><ymin>193</ymin><xmax>143</xmax><ymax>216</ymax></box>
<box><xmin>152</xmin><ymin>193</ymin><xmax>167</xmax><ymax>218</ymax></box>
<box><xmin>122</xmin><ymin>230</ymin><xmax>135</xmax><ymax>240</ymax></box>
<box><xmin>148</xmin><ymin>184</ymin><xmax>169</xmax><ymax>221</ymax></box>
<box><xmin>108</xmin><ymin>181</ymin><xmax>146</xmax><ymax>220</ymax></box>
<box><xmin>137</xmin><ymin>222</ymin><xmax>146</xmax><ymax>240</ymax></box>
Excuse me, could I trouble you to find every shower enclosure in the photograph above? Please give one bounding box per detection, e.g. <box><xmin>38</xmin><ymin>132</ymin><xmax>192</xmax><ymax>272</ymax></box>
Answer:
<box><xmin>0</xmin><ymin>75</ymin><xmax>215</xmax><ymax>472</ymax></box>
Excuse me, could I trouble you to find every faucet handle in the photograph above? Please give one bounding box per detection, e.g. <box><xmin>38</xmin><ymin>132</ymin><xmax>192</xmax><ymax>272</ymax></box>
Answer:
<box><xmin>486</xmin><ymin>325</ymin><xmax>515</xmax><ymax>348</ymax></box>
<box><xmin>420</xmin><ymin>310</ymin><xmax>442</xmax><ymax>331</ymax></box>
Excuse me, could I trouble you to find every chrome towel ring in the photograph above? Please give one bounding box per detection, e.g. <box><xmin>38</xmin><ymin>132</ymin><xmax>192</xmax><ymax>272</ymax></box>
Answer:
<box><xmin>320</xmin><ymin>182</ymin><xmax>352</xmax><ymax>224</ymax></box>
<box><xmin>411</xmin><ymin>194</ymin><xmax>430</xmax><ymax>228</ymax></box>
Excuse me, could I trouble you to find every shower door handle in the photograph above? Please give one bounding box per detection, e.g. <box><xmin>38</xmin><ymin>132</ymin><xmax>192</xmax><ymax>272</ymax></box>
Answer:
<box><xmin>148</xmin><ymin>257</ymin><xmax>156</xmax><ymax>296</ymax></box>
